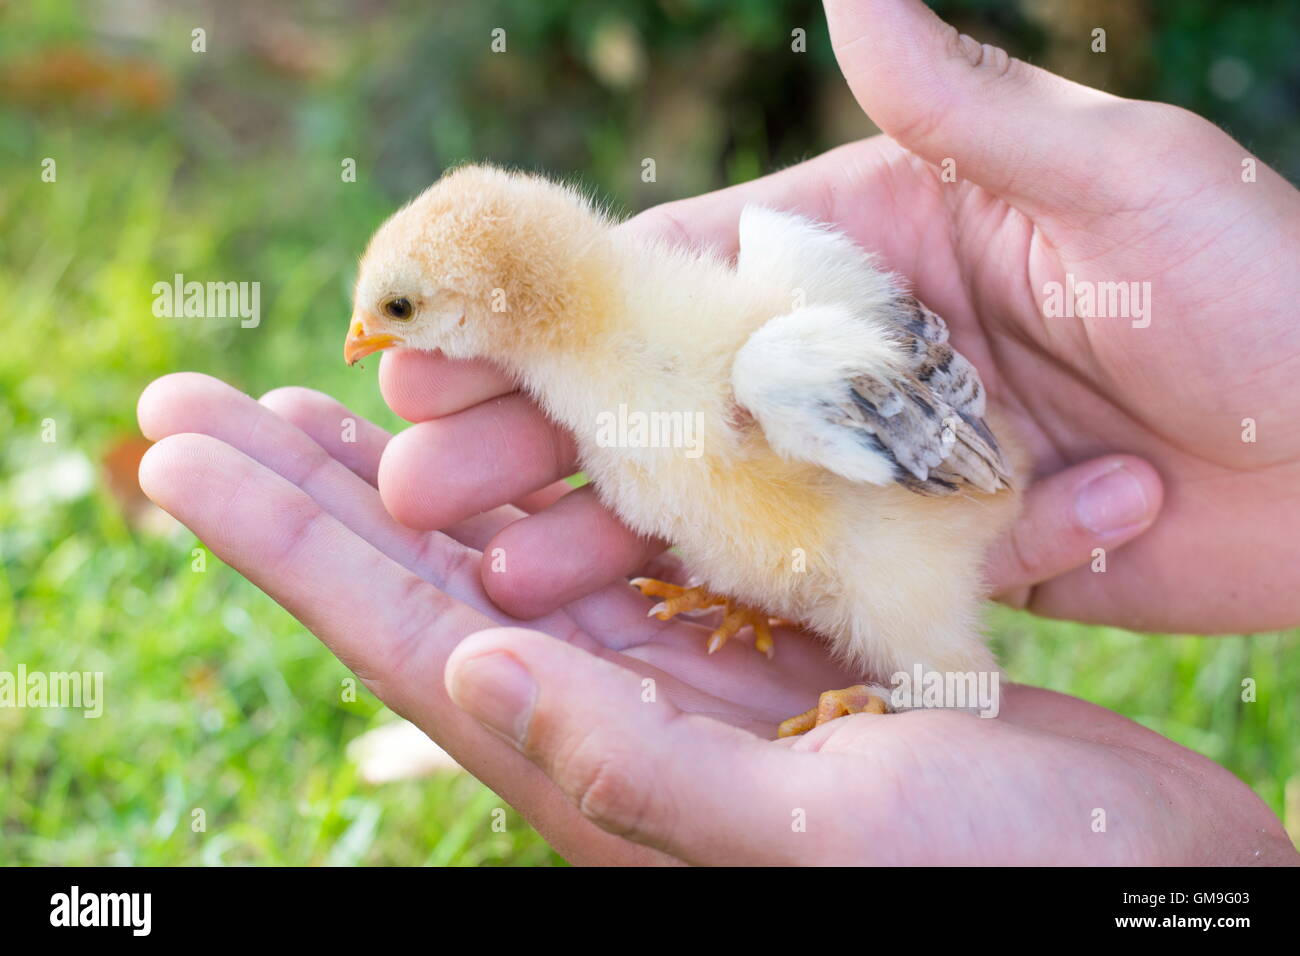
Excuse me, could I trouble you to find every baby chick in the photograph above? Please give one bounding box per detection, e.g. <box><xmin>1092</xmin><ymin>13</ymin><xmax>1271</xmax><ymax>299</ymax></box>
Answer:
<box><xmin>345</xmin><ymin>164</ymin><xmax>1021</xmax><ymax>735</ymax></box>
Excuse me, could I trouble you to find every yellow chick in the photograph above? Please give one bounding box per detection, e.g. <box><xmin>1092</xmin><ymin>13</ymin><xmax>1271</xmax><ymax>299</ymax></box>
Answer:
<box><xmin>345</xmin><ymin>164</ymin><xmax>1021</xmax><ymax>735</ymax></box>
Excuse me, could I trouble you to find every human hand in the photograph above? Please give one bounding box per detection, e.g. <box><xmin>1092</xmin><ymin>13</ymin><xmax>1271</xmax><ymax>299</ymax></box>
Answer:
<box><xmin>135</xmin><ymin>374</ymin><xmax>1296</xmax><ymax>864</ymax></box>
<box><xmin>136</xmin><ymin>0</ymin><xmax>1300</xmax><ymax>865</ymax></box>
<box><xmin>375</xmin><ymin>0</ymin><xmax>1300</xmax><ymax>636</ymax></box>
<box><xmin>686</xmin><ymin>0</ymin><xmax>1300</xmax><ymax>631</ymax></box>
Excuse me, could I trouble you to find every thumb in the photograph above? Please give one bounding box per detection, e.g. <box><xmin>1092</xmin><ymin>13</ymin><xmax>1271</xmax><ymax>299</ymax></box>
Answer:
<box><xmin>445</xmin><ymin>627</ymin><xmax>833</xmax><ymax>865</ymax></box>
<box><xmin>986</xmin><ymin>454</ymin><xmax>1163</xmax><ymax>605</ymax></box>
<box><xmin>824</xmin><ymin>0</ymin><xmax>1144</xmax><ymax>214</ymax></box>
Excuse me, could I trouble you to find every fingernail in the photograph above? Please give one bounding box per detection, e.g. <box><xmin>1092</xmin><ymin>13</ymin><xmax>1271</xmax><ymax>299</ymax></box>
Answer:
<box><xmin>1075</xmin><ymin>464</ymin><xmax>1149</xmax><ymax>536</ymax></box>
<box><xmin>450</xmin><ymin>652</ymin><xmax>536</xmax><ymax>747</ymax></box>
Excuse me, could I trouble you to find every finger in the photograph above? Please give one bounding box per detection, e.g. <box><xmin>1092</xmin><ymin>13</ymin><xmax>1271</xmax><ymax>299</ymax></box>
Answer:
<box><xmin>379</xmin><ymin>348</ymin><xmax>516</xmax><ymax>422</ymax></box>
<box><xmin>138</xmin><ymin>373</ymin><xmax>518</xmax><ymax>609</ymax></box>
<box><xmin>823</xmin><ymin>0</ymin><xmax>1155</xmax><ymax>215</ymax></box>
<box><xmin>987</xmin><ymin>455</ymin><xmax>1163</xmax><ymax>605</ymax></box>
<box><xmin>258</xmin><ymin>383</ymin><xmax>533</xmax><ymax>550</ymax></box>
<box><xmin>259</xmin><ymin>385</ymin><xmax>390</xmax><ymax>487</ymax></box>
<box><xmin>446</xmin><ymin>627</ymin><xmax>844</xmax><ymax>865</ymax></box>
<box><xmin>483</xmin><ymin>485</ymin><xmax>666</xmax><ymax>619</ymax></box>
<box><xmin>139</xmin><ymin>432</ymin><xmax>669</xmax><ymax>865</ymax></box>
<box><xmin>230</xmin><ymin>386</ymin><xmax>842</xmax><ymax>757</ymax></box>
<box><xmin>139</xmin><ymin>433</ymin><xmax>487</xmax><ymax>697</ymax></box>
<box><xmin>139</xmin><ymin>373</ymin><xmax>430</xmax><ymax>558</ymax></box>
<box><xmin>378</xmin><ymin>392</ymin><xmax>577</xmax><ymax>531</ymax></box>
<box><xmin>139</xmin><ymin>374</ymin><xmax>422</xmax><ymax>562</ymax></box>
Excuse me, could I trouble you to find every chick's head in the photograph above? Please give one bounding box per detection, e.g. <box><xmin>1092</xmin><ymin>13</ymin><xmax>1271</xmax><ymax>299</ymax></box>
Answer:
<box><xmin>345</xmin><ymin>164</ymin><xmax>608</xmax><ymax>366</ymax></box>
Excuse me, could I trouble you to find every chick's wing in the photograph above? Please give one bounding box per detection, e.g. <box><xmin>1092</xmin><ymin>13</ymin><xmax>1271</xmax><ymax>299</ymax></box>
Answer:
<box><xmin>839</xmin><ymin>298</ymin><xmax>1012</xmax><ymax>496</ymax></box>
<box><xmin>732</xmin><ymin>293</ymin><xmax>1011</xmax><ymax>497</ymax></box>
<box><xmin>731</xmin><ymin>203</ymin><xmax>1011</xmax><ymax>497</ymax></box>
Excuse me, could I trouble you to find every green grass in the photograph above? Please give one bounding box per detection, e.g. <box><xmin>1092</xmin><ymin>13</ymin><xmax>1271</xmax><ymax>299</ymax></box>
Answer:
<box><xmin>0</xmin><ymin>132</ymin><xmax>569</xmax><ymax>866</ymax></box>
<box><xmin>0</xmin><ymin>495</ymin><xmax>563</xmax><ymax>866</ymax></box>
<box><xmin>1</xmin><ymin>1</ymin><xmax>1296</xmax><ymax>865</ymax></box>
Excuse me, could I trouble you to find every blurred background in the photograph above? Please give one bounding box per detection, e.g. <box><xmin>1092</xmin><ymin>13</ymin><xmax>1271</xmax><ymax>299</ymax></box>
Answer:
<box><xmin>2</xmin><ymin>0</ymin><xmax>1298</xmax><ymax>864</ymax></box>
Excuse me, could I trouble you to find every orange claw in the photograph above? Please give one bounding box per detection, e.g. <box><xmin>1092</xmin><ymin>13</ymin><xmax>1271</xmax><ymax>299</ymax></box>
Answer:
<box><xmin>630</xmin><ymin>577</ymin><xmax>778</xmax><ymax>659</ymax></box>
<box><xmin>777</xmin><ymin>685</ymin><xmax>890</xmax><ymax>738</ymax></box>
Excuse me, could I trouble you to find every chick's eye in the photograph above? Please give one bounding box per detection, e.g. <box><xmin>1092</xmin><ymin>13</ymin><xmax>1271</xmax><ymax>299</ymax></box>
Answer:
<box><xmin>381</xmin><ymin>296</ymin><xmax>413</xmax><ymax>320</ymax></box>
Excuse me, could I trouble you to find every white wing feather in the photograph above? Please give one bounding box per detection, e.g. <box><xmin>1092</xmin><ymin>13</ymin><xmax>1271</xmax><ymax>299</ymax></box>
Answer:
<box><xmin>732</xmin><ymin>206</ymin><xmax>1011</xmax><ymax>496</ymax></box>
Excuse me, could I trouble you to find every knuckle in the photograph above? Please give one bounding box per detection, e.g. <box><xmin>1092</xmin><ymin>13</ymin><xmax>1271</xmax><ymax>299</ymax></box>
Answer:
<box><xmin>1134</xmin><ymin>102</ymin><xmax>1209</xmax><ymax>136</ymax></box>
<box><xmin>1108</xmin><ymin>101</ymin><xmax>1226</xmax><ymax>171</ymax></box>
<box><xmin>1006</xmin><ymin>518</ymin><xmax>1045</xmax><ymax>585</ymax></box>
<box><xmin>944</xmin><ymin>27</ymin><xmax>1015</xmax><ymax>80</ymax></box>
<box><xmin>378</xmin><ymin>572</ymin><xmax>445</xmax><ymax>675</ymax></box>
<box><xmin>983</xmin><ymin>42</ymin><xmax>1014</xmax><ymax>79</ymax></box>
<box><xmin>897</xmin><ymin>27</ymin><xmax>1023</xmax><ymax>152</ymax></box>
<box><xmin>420</xmin><ymin>532</ymin><xmax>478</xmax><ymax>592</ymax></box>
<box><xmin>632</xmin><ymin>204</ymin><xmax>694</xmax><ymax>250</ymax></box>
<box><xmin>567</xmin><ymin>746</ymin><xmax>655</xmax><ymax>839</ymax></box>
<box><xmin>941</xmin><ymin>25</ymin><xmax>975</xmax><ymax>65</ymax></box>
<box><xmin>888</xmin><ymin>105</ymin><xmax>946</xmax><ymax>157</ymax></box>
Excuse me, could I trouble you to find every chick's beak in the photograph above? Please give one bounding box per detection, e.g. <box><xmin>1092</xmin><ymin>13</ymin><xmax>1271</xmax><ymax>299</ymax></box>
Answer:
<box><xmin>344</xmin><ymin>316</ymin><xmax>404</xmax><ymax>366</ymax></box>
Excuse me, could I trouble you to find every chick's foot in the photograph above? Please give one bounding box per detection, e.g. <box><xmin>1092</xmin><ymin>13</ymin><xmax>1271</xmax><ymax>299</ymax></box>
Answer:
<box><xmin>777</xmin><ymin>684</ymin><xmax>891</xmax><ymax>738</ymax></box>
<box><xmin>630</xmin><ymin>577</ymin><xmax>775</xmax><ymax>658</ymax></box>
